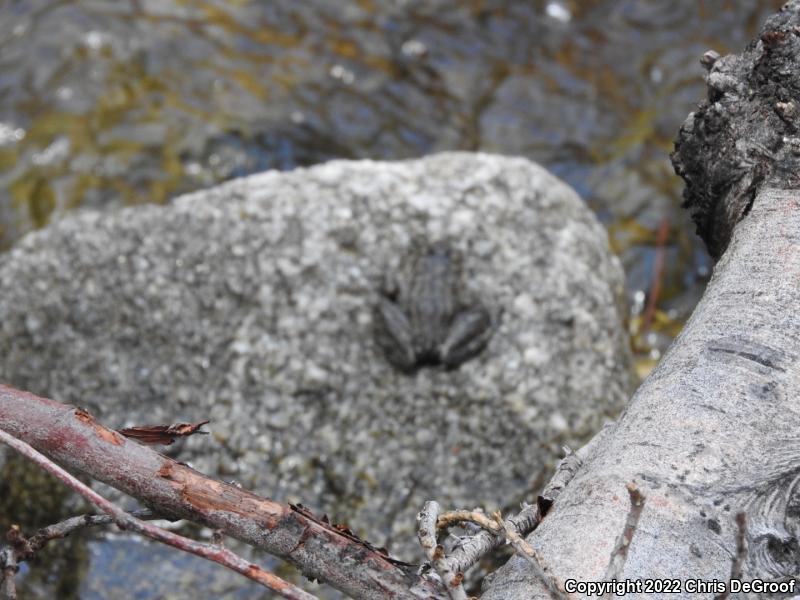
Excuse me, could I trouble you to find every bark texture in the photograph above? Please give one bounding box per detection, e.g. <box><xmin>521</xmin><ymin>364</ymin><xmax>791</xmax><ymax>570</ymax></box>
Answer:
<box><xmin>672</xmin><ymin>2</ymin><xmax>800</xmax><ymax>259</ymax></box>
<box><xmin>483</xmin><ymin>2</ymin><xmax>800</xmax><ymax>598</ymax></box>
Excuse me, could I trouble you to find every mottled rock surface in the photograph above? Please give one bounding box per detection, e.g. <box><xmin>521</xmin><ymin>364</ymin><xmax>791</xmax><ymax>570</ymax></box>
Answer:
<box><xmin>0</xmin><ymin>152</ymin><xmax>633</xmax><ymax>592</ymax></box>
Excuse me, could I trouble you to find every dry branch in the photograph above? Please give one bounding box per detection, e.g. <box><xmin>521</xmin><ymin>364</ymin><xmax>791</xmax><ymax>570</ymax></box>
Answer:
<box><xmin>0</xmin><ymin>506</ymin><xmax>156</xmax><ymax>598</ymax></box>
<box><xmin>441</xmin><ymin>439</ymin><xmax>598</xmax><ymax>577</ymax></box>
<box><xmin>417</xmin><ymin>501</ymin><xmax>469</xmax><ymax>600</ymax></box>
<box><xmin>0</xmin><ymin>385</ymin><xmax>444</xmax><ymax>600</ymax></box>
<box><xmin>0</xmin><ymin>427</ymin><xmax>318</xmax><ymax>600</ymax></box>
<box><xmin>482</xmin><ymin>3</ymin><xmax>800</xmax><ymax>597</ymax></box>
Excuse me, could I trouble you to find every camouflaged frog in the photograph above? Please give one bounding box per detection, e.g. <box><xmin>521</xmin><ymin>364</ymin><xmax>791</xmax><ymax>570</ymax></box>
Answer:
<box><xmin>373</xmin><ymin>241</ymin><xmax>494</xmax><ymax>372</ymax></box>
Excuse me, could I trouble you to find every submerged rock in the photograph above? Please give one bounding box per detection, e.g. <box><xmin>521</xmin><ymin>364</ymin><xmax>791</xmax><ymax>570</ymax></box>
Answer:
<box><xmin>0</xmin><ymin>152</ymin><xmax>633</xmax><ymax>594</ymax></box>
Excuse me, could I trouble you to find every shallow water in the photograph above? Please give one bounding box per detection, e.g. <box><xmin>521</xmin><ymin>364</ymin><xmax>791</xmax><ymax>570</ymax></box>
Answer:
<box><xmin>0</xmin><ymin>0</ymin><xmax>784</xmax><ymax>596</ymax></box>
<box><xmin>0</xmin><ymin>0</ymin><xmax>783</xmax><ymax>364</ymax></box>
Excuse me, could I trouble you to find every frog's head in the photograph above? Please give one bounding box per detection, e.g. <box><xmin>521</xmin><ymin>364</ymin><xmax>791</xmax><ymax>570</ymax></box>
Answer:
<box><xmin>422</xmin><ymin>240</ymin><xmax>462</xmax><ymax>276</ymax></box>
<box><xmin>427</xmin><ymin>240</ymin><xmax>452</xmax><ymax>258</ymax></box>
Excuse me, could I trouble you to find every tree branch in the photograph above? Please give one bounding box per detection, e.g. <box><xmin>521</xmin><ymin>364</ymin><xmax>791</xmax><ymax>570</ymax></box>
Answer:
<box><xmin>0</xmin><ymin>427</ymin><xmax>318</xmax><ymax>600</ymax></box>
<box><xmin>0</xmin><ymin>385</ymin><xmax>445</xmax><ymax>600</ymax></box>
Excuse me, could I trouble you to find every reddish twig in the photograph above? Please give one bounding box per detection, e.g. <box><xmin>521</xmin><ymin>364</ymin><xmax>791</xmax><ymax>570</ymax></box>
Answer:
<box><xmin>0</xmin><ymin>384</ymin><xmax>443</xmax><ymax>599</ymax></box>
<box><xmin>641</xmin><ymin>217</ymin><xmax>670</xmax><ymax>334</ymax></box>
<box><xmin>603</xmin><ymin>482</ymin><xmax>646</xmax><ymax>586</ymax></box>
<box><xmin>0</xmin><ymin>427</ymin><xmax>318</xmax><ymax>600</ymax></box>
<box><xmin>714</xmin><ymin>512</ymin><xmax>747</xmax><ymax>600</ymax></box>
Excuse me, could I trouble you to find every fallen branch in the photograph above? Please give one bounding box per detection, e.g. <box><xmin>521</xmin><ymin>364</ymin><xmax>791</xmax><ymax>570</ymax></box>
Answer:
<box><xmin>0</xmin><ymin>385</ymin><xmax>444</xmax><ymax>600</ymax></box>
<box><xmin>0</xmin><ymin>427</ymin><xmax>318</xmax><ymax>600</ymax></box>
<box><xmin>118</xmin><ymin>420</ymin><xmax>210</xmax><ymax>446</ymax></box>
<box><xmin>484</xmin><ymin>5</ymin><xmax>800</xmax><ymax>595</ymax></box>
<box><xmin>441</xmin><ymin>438</ymin><xmax>600</xmax><ymax>576</ymax></box>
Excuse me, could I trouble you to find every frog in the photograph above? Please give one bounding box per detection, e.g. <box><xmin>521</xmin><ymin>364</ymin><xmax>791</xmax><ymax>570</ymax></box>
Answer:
<box><xmin>373</xmin><ymin>241</ymin><xmax>495</xmax><ymax>372</ymax></box>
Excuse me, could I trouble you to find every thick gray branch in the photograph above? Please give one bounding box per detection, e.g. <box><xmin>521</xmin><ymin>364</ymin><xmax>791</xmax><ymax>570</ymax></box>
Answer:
<box><xmin>484</xmin><ymin>1</ymin><xmax>800</xmax><ymax>595</ymax></box>
<box><xmin>483</xmin><ymin>186</ymin><xmax>800</xmax><ymax>598</ymax></box>
<box><xmin>0</xmin><ymin>387</ymin><xmax>443</xmax><ymax>600</ymax></box>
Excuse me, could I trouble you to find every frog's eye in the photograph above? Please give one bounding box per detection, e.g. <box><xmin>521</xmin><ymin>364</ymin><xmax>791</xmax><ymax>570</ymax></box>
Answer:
<box><xmin>428</xmin><ymin>240</ymin><xmax>453</xmax><ymax>257</ymax></box>
<box><xmin>381</xmin><ymin>273</ymin><xmax>401</xmax><ymax>300</ymax></box>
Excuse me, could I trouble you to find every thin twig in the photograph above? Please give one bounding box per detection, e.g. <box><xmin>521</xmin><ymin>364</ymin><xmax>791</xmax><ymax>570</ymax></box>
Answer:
<box><xmin>442</xmin><ymin>501</ymin><xmax>540</xmax><ymax>575</ymax></box>
<box><xmin>442</xmin><ymin>441</ymin><xmax>595</xmax><ymax>575</ymax></box>
<box><xmin>641</xmin><ymin>217</ymin><xmax>670</xmax><ymax>334</ymax></box>
<box><xmin>437</xmin><ymin>509</ymin><xmax>500</xmax><ymax>534</ymax></box>
<box><xmin>433</xmin><ymin>508</ymin><xmax>567</xmax><ymax>600</ymax></box>
<box><xmin>490</xmin><ymin>511</ymin><xmax>567</xmax><ymax>600</ymax></box>
<box><xmin>603</xmin><ymin>482</ymin><xmax>646</xmax><ymax>590</ymax></box>
<box><xmin>714</xmin><ymin>512</ymin><xmax>747</xmax><ymax>600</ymax></box>
<box><xmin>0</xmin><ymin>427</ymin><xmax>319</xmax><ymax>600</ymax></box>
<box><xmin>32</xmin><ymin>509</ymin><xmax>156</xmax><ymax>545</ymax></box>
<box><xmin>1</xmin><ymin>512</ymin><xmax>154</xmax><ymax>600</ymax></box>
<box><xmin>731</xmin><ymin>513</ymin><xmax>748</xmax><ymax>580</ymax></box>
<box><xmin>417</xmin><ymin>502</ymin><xmax>469</xmax><ymax>600</ymax></box>
<box><xmin>484</xmin><ymin>510</ymin><xmax>567</xmax><ymax>600</ymax></box>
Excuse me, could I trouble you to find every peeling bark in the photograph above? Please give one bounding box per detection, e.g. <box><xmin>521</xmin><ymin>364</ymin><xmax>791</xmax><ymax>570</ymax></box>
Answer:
<box><xmin>0</xmin><ymin>386</ymin><xmax>443</xmax><ymax>600</ymax></box>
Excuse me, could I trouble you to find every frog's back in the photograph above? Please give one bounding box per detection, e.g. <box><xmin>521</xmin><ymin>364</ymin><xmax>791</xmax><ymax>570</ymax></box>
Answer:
<box><xmin>408</xmin><ymin>248</ymin><xmax>457</xmax><ymax>360</ymax></box>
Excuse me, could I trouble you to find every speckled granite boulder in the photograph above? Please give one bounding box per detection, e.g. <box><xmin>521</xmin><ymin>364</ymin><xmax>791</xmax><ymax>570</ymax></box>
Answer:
<box><xmin>0</xmin><ymin>152</ymin><xmax>633</xmax><ymax>564</ymax></box>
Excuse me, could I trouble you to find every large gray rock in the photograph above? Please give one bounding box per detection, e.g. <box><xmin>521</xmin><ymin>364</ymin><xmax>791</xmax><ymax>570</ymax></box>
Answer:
<box><xmin>0</xmin><ymin>152</ymin><xmax>632</xmax><ymax>572</ymax></box>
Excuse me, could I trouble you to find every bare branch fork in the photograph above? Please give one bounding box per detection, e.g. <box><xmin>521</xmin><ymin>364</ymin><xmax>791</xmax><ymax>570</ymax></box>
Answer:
<box><xmin>412</xmin><ymin>441</ymin><xmax>609</xmax><ymax>600</ymax></box>
<box><xmin>0</xmin><ymin>427</ymin><xmax>318</xmax><ymax>600</ymax></box>
<box><xmin>0</xmin><ymin>383</ymin><xmax>631</xmax><ymax>599</ymax></box>
<box><xmin>417</xmin><ymin>501</ymin><xmax>469</xmax><ymax>600</ymax></box>
<box><xmin>419</xmin><ymin>478</ymin><xmax>647</xmax><ymax>600</ymax></box>
<box><xmin>0</xmin><ymin>384</ymin><xmax>444</xmax><ymax>600</ymax></box>
<box><xmin>1</xmin><ymin>507</ymin><xmax>155</xmax><ymax>591</ymax></box>
<box><xmin>418</xmin><ymin>503</ymin><xmax>567</xmax><ymax>600</ymax></box>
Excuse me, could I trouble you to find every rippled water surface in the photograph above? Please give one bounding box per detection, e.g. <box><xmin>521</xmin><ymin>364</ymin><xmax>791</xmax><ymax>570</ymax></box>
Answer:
<box><xmin>0</xmin><ymin>0</ymin><xmax>784</xmax><ymax>596</ymax></box>
<box><xmin>0</xmin><ymin>0</ymin><xmax>783</xmax><ymax>364</ymax></box>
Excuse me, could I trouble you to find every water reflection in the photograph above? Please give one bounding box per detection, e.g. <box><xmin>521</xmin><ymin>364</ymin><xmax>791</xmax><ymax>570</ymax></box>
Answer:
<box><xmin>2</xmin><ymin>0</ymin><xmax>783</xmax><ymax>352</ymax></box>
<box><xmin>0</xmin><ymin>0</ymin><xmax>783</xmax><ymax>371</ymax></box>
<box><xmin>0</xmin><ymin>454</ymin><xmax>89</xmax><ymax>599</ymax></box>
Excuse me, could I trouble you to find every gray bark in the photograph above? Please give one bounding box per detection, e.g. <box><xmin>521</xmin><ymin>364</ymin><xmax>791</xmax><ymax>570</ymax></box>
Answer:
<box><xmin>483</xmin><ymin>3</ymin><xmax>800</xmax><ymax>598</ymax></box>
